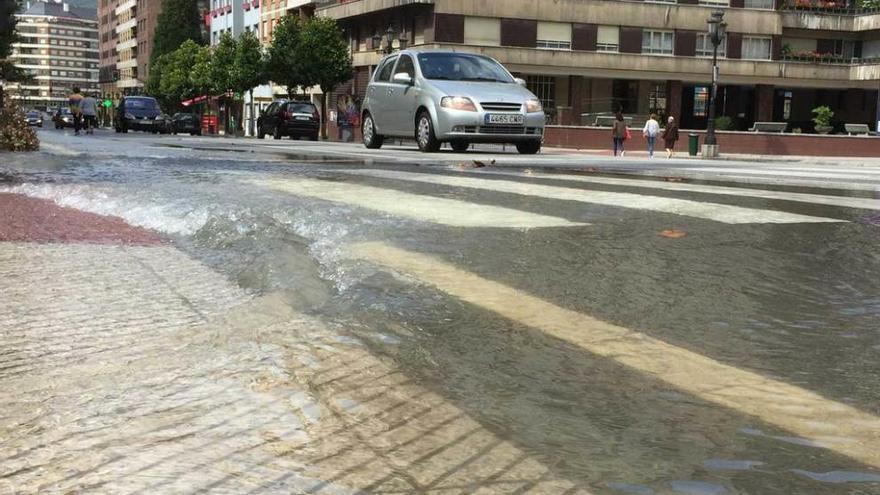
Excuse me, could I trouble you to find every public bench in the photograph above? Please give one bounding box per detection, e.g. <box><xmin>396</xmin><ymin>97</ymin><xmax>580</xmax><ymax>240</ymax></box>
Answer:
<box><xmin>844</xmin><ymin>123</ymin><xmax>871</xmax><ymax>135</ymax></box>
<box><xmin>748</xmin><ymin>122</ymin><xmax>788</xmax><ymax>133</ymax></box>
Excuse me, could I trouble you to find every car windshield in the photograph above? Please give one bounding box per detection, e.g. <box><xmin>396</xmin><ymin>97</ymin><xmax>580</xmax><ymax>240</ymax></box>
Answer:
<box><xmin>288</xmin><ymin>103</ymin><xmax>315</xmax><ymax>113</ymax></box>
<box><xmin>126</xmin><ymin>98</ymin><xmax>160</xmax><ymax>111</ymax></box>
<box><xmin>27</xmin><ymin>112</ymin><xmax>40</xmax><ymax>118</ymax></box>
<box><xmin>417</xmin><ymin>53</ymin><xmax>514</xmax><ymax>83</ymax></box>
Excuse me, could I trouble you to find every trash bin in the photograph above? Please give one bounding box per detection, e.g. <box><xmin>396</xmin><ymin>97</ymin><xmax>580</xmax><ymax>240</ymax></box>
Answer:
<box><xmin>688</xmin><ymin>133</ymin><xmax>700</xmax><ymax>156</ymax></box>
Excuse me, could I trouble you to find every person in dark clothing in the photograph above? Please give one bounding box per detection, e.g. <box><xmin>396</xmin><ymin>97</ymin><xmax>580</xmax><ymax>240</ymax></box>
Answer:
<box><xmin>663</xmin><ymin>116</ymin><xmax>679</xmax><ymax>159</ymax></box>
<box><xmin>611</xmin><ymin>112</ymin><xmax>627</xmax><ymax>157</ymax></box>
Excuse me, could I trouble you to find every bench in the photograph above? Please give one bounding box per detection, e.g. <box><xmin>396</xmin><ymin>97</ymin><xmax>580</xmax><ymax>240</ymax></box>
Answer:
<box><xmin>845</xmin><ymin>123</ymin><xmax>871</xmax><ymax>136</ymax></box>
<box><xmin>748</xmin><ymin>122</ymin><xmax>788</xmax><ymax>133</ymax></box>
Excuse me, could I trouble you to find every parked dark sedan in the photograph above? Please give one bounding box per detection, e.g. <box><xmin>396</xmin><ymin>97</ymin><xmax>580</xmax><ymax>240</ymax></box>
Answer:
<box><xmin>257</xmin><ymin>100</ymin><xmax>320</xmax><ymax>140</ymax></box>
<box><xmin>26</xmin><ymin>111</ymin><xmax>44</xmax><ymax>127</ymax></box>
<box><xmin>169</xmin><ymin>113</ymin><xmax>202</xmax><ymax>135</ymax></box>
<box><xmin>115</xmin><ymin>96</ymin><xmax>168</xmax><ymax>134</ymax></box>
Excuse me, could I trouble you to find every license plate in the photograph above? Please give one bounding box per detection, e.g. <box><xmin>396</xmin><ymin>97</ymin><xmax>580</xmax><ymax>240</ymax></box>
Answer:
<box><xmin>295</xmin><ymin>116</ymin><xmax>310</xmax><ymax>121</ymax></box>
<box><xmin>485</xmin><ymin>114</ymin><xmax>523</xmax><ymax>125</ymax></box>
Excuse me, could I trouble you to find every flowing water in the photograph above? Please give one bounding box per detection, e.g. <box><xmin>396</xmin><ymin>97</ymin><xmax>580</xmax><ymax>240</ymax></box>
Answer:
<box><xmin>2</xmin><ymin>141</ymin><xmax>880</xmax><ymax>494</ymax></box>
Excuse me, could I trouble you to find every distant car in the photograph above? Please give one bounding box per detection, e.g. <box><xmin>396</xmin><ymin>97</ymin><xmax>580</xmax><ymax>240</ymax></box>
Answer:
<box><xmin>53</xmin><ymin>108</ymin><xmax>73</xmax><ymax>129</ymax></box>
<box><xmin>257</xmin><ymin>100</ymin><xmax>320</xmax><ymax>141</ymax></box>
<box><xmin>169</xmin><ymin>113</ymin><xmax>201</xmax><ymax>135</ymax></box>
<box><xmin>26</xmin><ymin>111</ymin><xmax>43</xmax><ymax>127</ymax></box>
<box><xmin>115</xmin><ymin>96</ymin><xmax>167</xmax><ymax>134</ymax></box>
<box><xmin>361</xmin><ymin>49</ymin><xmax>545</xmax><ymax>154</ymax></box>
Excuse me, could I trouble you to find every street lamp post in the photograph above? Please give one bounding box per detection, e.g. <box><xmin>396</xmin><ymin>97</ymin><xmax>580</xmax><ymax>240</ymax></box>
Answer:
<box><xmin>703</xmin><ymin>10</ymin><xmax>726</xmax><ymax>157</ymax></box>
<box><xmin>374</xmin><ymin>26</ymin><xmax>407</xmax><ymax>54</ymax></box>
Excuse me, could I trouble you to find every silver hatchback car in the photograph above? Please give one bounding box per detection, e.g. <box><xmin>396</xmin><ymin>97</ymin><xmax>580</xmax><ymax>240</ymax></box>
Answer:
<box><xmin>361</xmin><ymin>50</ymin><xmax>545</xmax><ymax>154</ymax></box>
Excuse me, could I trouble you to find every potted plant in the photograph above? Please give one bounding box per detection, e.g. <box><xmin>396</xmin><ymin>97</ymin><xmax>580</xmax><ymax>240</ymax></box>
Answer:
<box><xmin>812</xmin><ymin>105</ymin><xmax>834</xmax><ymax>134</ymax></box>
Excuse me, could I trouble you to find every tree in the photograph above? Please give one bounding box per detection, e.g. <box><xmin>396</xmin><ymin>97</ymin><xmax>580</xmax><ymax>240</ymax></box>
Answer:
<box><xmin>231</xmin><ymin>30</ymin><xmax>267</xmax><ymax>136</ymax></box>
<box><xmin>208</xmin><ymin>31</ymin><xmax>237</xmax><ymax>94</ymax></box>
<box><xmin>152</xmin><ymin>40</ymin><xmax>212</xmax><ymax>112</ymax></box>
<box><xmin>151</xmin><ymin>0</ymin><xmax>203</xmax><ymax>67</ymax></box>
<box><xmin>298</xmin><ymin>17</ymin><xmax>353</xmax><ymax>139</ymax></box>
<box><xmin>0</xmin><ymin>0</ymin><xmax>22</xmax><ymax>105</ymax></box>
<box><xmin>266</xmin><ymin>15</ymin><xmax>312</xmax><ymax>98</ymax></box>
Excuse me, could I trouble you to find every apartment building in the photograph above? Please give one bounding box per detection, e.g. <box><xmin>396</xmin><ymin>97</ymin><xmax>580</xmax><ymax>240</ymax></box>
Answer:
<box><xmin>8</xmin><ymin>1</ymin><xmax>99</xmax><ymax>109</ymax></box>
<box><xmin>318</xmin><ymin>0</ymin><xmax>880</xmax><ymax>132</ymax></box>
<box><xmin>208</xmin><ymin>0</ymin><xmax>261</xmax><ymax>44</ymax></box>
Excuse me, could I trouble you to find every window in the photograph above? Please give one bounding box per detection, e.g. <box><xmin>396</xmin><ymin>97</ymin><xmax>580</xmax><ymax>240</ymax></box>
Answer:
<box><xmin>649</xmin><ymin>81</ymin><xmax>667</xmax><ymax>116</ymax></box>
<box><xmin>394</xmin><ymin>55</ymin><xmax>415</xmax><ymax>79</ymax></box>
<box><xmin>643</xmin><ymin>30</ymin><xmax>674</xmax><ymax>55</ymax></box>
<box><xmin>597</xmin><ymin>26</ymin><xmax>619</xmax><ymax>52</ymax></box>
<box><xmin>744</xmin><ymin>0</ymin><xmax>775</xmax><ymax>8</ymax></box>
<box><xmin>696</xmin><ymin>33</ymin><xmax>726</xmax><ymax>57</ymax></box>
<box><xmin>743</xmin><ymin>36</ymin><xmax>771</xmax><ymax>60</ymax></box>
<box><xmin>463</xmin><ymin>17</ymin><xmax>500</xmax><ymax>46</ymax></box>
<box><xmin>375</xmin><ymin>56</ymin><xmax>397</xmax><ymax>82</ymax></box>
<box><xmin>833</xmin><ymin>40</ymin><xmax>856</xmax><ymax>59</ymax></box>
<box><xmin>537</xmin><ymin>22</ymin><xmax>571</xmax><ymax>50</ymax></box>
<box><xmin>526</xmin><ymin>75</ymin><xmax>556</xmax><ymax>112</ymax></box>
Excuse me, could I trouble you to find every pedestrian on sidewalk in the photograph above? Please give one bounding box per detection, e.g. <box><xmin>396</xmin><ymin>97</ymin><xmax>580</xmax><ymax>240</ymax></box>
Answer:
<box><xmin>643</xmin><ymin>113</ymin><xmax>660</xmax><ymax>158</ymax></box>
<box><xmin>81</xmin><ymin>92</ymin><xmax>98</xmax><ymax>135</ymax></box>
<box><xmin>612</xmin><ymin>112</ymin><xmax>627</xmax><ymax>157</ymax></box>
<box><xmin>663</xmin><ymin>116</ymin><xmax>679</xmax><ymax>159</ymax></box>
<box><xmin>68</xmin><ymin>87</ymin><xmax>84</xmax><ymax>136</ymax></box>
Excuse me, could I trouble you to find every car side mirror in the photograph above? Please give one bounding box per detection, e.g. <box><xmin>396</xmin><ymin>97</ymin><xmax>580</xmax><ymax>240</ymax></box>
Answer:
<box><xmin>515</xmin><ymin>78</ymin><xmax>527</xmax><ymax>87</ymax></box>
<box><xmin>392</xmin><ymin>73</ymin><xmax>413</xmax><ymax>85</ymax></box>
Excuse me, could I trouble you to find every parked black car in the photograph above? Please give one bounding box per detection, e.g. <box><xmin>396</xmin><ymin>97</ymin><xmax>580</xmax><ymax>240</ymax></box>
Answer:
<box><xmin>26</xmin><ymin>111</ymin><xmax>43</xmax><ymax>127</ymax></box>
<box><xmin>115</xmin><ymin>96</ymin><xmax>168</xmax><ymax>134</ymax></box>
<box><xmin>257</xmin><ymin>100</ymin><xmax>320</xmax><ymax>140</ymax></box>
<box><xmin>169</xmin><ymin>113</ymin><xmax>202</xmax><ymax>135</ymax></box>
<box><xmin>53</xmin><ymin>108</ymin><xmax>73</xmax><ymax>129</ymax></box>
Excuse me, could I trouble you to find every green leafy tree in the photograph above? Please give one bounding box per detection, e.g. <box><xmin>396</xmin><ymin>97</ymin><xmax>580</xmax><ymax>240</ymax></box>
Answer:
<box><xmin>298</xmin><ymin>17</ymin><xmax>353</xmax><ymax>139</ymax></box>
<box><xmin>231</xmin><ymin>30</ymin><xmax>267</xmax><ymax>136</ymax></box>
<box><xmin>153</xmin><ymin>40</ymin><xmax>212</xmax><ymax>112</ymax></box>
<box><xmin>209</xmin><ymin>31</ymin><xmax>237</xmax><ymax>94</ymax></box>
<box><xmin>266</xmin><ymin>15</ymin><xmax>312</xmax><ymax>97</ymax></box>
<box><xmin>0</xmin><ymin>0</ymin><xmax>23</xmax><ymax>105</ymax></box>
<box><xmin>151</xmin><ymin>0</ymin><xmax>203</xmax><ymax>67</ymax></box>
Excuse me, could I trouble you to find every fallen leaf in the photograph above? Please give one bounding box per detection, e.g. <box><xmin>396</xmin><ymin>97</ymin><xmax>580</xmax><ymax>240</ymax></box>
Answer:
<box><xmin>659</xmin><ymin>229</ymin><xmax>688</xmax><ymax>239</ymax></box>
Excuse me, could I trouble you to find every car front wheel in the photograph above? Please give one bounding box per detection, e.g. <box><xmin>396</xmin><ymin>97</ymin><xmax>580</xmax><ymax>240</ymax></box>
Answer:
<box><xmin>362</xmin><ymin>113</ymin><xmax>383</xmax><ymax>149</ymax></box>
<box><xmin>450</xmin><ymin>141</ymin><xmax>469</xmax><ymax>153</ymax></box>
<box><xmin>516</xmin><ymin>141</ymin><xmax>541</xmax><ymax>155</ymax></box>
<box><xmin>416</xmin><ymin>111</ymin><xmax>440</xmax><ymax>153</ymax></box>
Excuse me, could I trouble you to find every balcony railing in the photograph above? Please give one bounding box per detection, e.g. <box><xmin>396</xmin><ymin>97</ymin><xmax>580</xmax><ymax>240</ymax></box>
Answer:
<box><xmin>781</xmin><ymin>0</ymin><xmax>880</xmax><ymax>14</ymax></box>
<box><xmin>781</xmin><ymin>52</ymin><xmax>880</xmax><ymax>64</ymax></box>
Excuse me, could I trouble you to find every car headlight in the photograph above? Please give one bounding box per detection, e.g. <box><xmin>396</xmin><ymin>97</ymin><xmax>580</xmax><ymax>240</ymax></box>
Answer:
<box><xmin>440</xmin><ymin>96</ymin><xmax>477</xmax><ymax>112</ymax></box>
<box><xmin>125</xmin><ymin>112</ymin><xmax>135</xmax><ymax>120</ymax></box>
<box><xmin>525</xmin><ymin>99</ymin><xmax>543</xmax><ymax>113</ymax></box>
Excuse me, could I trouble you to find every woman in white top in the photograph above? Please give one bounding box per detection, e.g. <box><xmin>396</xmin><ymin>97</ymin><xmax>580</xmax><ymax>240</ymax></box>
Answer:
<box><xmin>642</xmin><ymin>114</ymin><xmax>660</xmax><ymax>158</ymax></box>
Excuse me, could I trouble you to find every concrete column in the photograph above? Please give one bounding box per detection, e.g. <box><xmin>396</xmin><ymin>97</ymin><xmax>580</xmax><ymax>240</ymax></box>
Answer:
<box><xmin>666</xmin><ymin>80</ymin><xmax>682</xmax><ymax>121</ymax></box>
<box><xmin>570</xmin><ymin>76</ymin><xmax>585</xmax><ymax>125</ymax></box>
<box><xmin>755</xmin><ymin>85</ymin><xmax>774</xmax><ymax>122</ymax></box>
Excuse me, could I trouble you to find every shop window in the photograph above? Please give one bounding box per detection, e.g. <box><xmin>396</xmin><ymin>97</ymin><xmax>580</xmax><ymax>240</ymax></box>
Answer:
<box><xmin>597</xmin><ymin>26</ymin><xmax>619</xmax><ymax>52</ymax></box>
<box><xmin>696</xmin><ymin>33</ymin><xmax>726</xmax><ymax>57</ymax></box>
<box><xmin>743</xmin><ymin>36</ymin><xmax>771</xmax><ymax>60</ymax></box>
<box><xmin>643</xmin><ymin>30</ymin><xmax>674</xmax><ymax>55</ymax></box>
<box><xmin>649</xmin><ymin>82</ymin><xmax>667</xmax><ymax>116</ymax></box>
<box><xmin>693</xmin><ymin>86</ymin><xmax>709</xmax><ymax>117</ymax></box>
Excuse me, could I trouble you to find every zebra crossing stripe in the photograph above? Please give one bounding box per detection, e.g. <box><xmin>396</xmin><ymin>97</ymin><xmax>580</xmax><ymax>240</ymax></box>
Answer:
<box><xmin>339</xmin><ymin>170</ymin><xmax>845</xmax><ymax>224</ymax></box>
<box><xmin>250</xmin><ymin>178</ymin><xmax>586</xmax><ymax>229</ymax></box>
<box><xmin>351</xmin><ymin>241</ymin><xmax>880</xmax><ymax>469</ymax></box>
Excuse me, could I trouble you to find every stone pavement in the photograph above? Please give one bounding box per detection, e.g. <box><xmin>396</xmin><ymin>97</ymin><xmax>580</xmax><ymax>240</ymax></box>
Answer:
<box><xmin>0</xmin><ymin>193</ymin><xmax>593</xmax><ymax>494</ymax></box>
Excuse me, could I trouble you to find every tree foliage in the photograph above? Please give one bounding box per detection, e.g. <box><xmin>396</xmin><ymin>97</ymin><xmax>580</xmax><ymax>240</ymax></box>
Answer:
<box><xmin>266</xmin><ymin>15</ymin><xmax>311</xmax><ymax>97</ymax></box>
<box><xmin>297</xmin><ymin>17</ymin><xmax>353</xmax><ymax>138</ymax></box>
<box><xmin>208</xmin><ymin>31</ymin><xmax>236</xmax><ymax>93</ymax></box>
<box><xmin>150</xmin><ymin>40</ymin><xmax>212</xmax><ymax>111</ymax></box>
<box><xmin>0</xmin><ymin>0</ymin><xmax>18</xmax><ymax>61</ymax></box>
<box><xmin>231</xmin><ymin>30</ymin><xmax>266</xmax><ymax>95</ymax></box>
<box><xmin>151</xmin><ymin>0</ymin><xmax>203</xmax><ymax>66</ymax></box>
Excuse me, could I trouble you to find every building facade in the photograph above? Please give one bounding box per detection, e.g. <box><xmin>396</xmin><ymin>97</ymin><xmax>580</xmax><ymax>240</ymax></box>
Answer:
<box><xmin>97</xmin><ymin>0</ymin><xmax>164</xmax><ymax>95</ymax></box>
<box><xmin>8</xmin><ymin>1</ymin><xmax>100</xmax><ymax>109</ymax></box>
<box><xmin>317</xmin><ymin>0</ymin><xmax>880</xmax><ymax>132</ymax></box>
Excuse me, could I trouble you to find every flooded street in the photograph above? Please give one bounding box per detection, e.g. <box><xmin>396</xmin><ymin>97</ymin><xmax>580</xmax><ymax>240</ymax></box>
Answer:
<box><xmin>2</xmin><ymin>131</ymin><xmax>880</xmax><ymax>494</ymax></box>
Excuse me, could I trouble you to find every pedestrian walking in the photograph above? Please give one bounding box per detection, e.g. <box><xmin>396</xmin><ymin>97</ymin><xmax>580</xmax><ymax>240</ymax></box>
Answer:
<box><xmin>612</xmin><ymin>112</ymin><xmax>627</xmax><ymax>157</ymax></box>
<box><xmin>642</xmin><ymin>113</ymin><xmax>660</xmax><ymax>158</ymax></box>
<box><xmin>68</xmin><ymin>87</ymin><xmax>84</xmax><ymax>135</ymax></box>
<box><xmin>663</xmin><ymin>116</ymin><xmax>679</xmax><ymax>159</ymax></box>
<box><xmin>81</xmin><ymin>92</ymin><xmax>98</xmax><ymax>135</ymax></box>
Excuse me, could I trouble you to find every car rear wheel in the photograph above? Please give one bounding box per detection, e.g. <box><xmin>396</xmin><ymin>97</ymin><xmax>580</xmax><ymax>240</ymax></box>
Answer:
<box><xmin>362</xmin><ymin>113</ymin><xmax>383</xmax><ymax>149</ymax></box>
<box><xmin>257</xmin><ymin>125</ymin><xmax>265</xmax><ymax>139</ymax></box>
<box><xmin>450</xmin><ymin>141</ymin><xmax>469</xmax><ymax>152</ymax></box>
<box><xmin>516</xmin><ymin>141</ymin><xmax>541</xmax><ymax>155</ymax></box>
<box><xmin>309</xmin><ymin>133</ymin><xmax>319</xmax><ymax>141</ymax></box>
<box><xmin>273</xmin><ymin>125</ymin><xmax>282</xmax><ymax>140</ymax></box>
<box><xmin>416</xmin><ymin>111</ymin><xmax>440</xmax><ymax>153</ymax></box>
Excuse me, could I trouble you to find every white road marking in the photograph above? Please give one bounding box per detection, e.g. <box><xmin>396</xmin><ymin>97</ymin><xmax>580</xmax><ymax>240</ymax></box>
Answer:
<box><xmin>250</xmin><ymin>178</ymin><xmax>586</xmax><ymax>229</ymax></box>
<box><xmin>688</xmin><ymin>167</ymin><xmax>880</xmax><ymax>181</ymax></box>
<box><xmin>351</xmin><ymin>242</ymin><xmax>880</xmax><ymax>469</ymax></box>
<box><xmin>475</xmin><ymin>170</ymin><xmax>880</xmax><ymax>211</ymax></box>
<box><xmin>338</xmin><ymin>169</ymin><xmax>846</xmax><ymax>224</ymax></box>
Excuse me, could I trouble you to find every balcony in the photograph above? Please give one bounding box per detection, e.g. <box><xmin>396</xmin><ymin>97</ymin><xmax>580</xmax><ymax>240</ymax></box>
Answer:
<box><xmin>318</xmin><ymin>0</ymin><xmax>433</xmax><ymax>19</ymax></box>
<box><xmin>781</xmin><ymin>52</ymin><xmax>880</xmax><ymax>64</ymax></box>
<box><xmin>780</xmin><ymin>0</ymin><xmax>880</xmax><ymax>30</ymax></box>
<box><xmin>781</xmin><ymin>0</ymin><xmax>880</xmax><ymax>15</ymax></box>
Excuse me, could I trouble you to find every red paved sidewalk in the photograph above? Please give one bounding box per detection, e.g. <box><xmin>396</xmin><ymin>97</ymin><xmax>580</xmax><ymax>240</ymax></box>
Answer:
<box><xmin>0</xmin><ymin>193</ymin><xmax>164</xmax><ymax>245</ymax></box>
